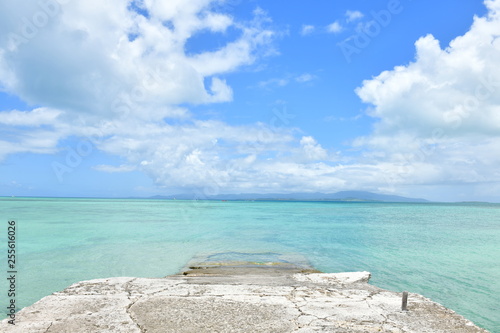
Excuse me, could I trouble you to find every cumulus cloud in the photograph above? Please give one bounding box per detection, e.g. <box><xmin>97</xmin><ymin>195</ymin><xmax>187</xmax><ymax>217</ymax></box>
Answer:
<box><xmin>295</xmin><ymin>73</ymin><xmax>316</xmax><ymax>83</ymax></box>
<box><xmin>0</xmin><ymin>107</ymin><xmax>69</xmax><ymax>159</ymax></box>
<box><xmin>299</xmin><ymin>136</ymin><xmax>328</xmax><ymax>161</ymax></box>
<box><xmin>354</xmin><ymin>0</ymin><xmax>500</xmax><ymax>193</ymax></box>
<box><xmin>1</xmin><ymin>0</ymin><xmax>500</xmax><ymax>201</ymax></box>
<box><xmin>356</xmin><ymin>0</ymin><xmax>500</xmax><ymax>138</ymax></box>
<box><xmin>258</xmin><ymin>73</ymin><xmax>316</xmax><ymax>89</ymax></box>
<box><xmin>0</xmin><ymin>0</ymin><xmax>274</xmax><ymax>119</ymax></box>
<box><xmin>3</xmin><ymin>0</ymin><xmax>341</xmax><ymax>194</ymax></box>
<box><xmin>345</xmin><ymin>10</ymin><xmax>364</xmax><ymax>22</ymax></box>
<box><xmin>93</xmin><ymin>164</ymin><xmax>137</xmax><ymax>173</ymax></box>
<box><xmin>301</xmin><ymin>24</ymin><xmax>315</xmax><ymax>36</ymax></box>
<box><xmin>0</xmin><ymin>108</ymin><xmax>61</xmax><ymax>126</ymax></box>
<box><xmin>84</xmin><ymin>117</ymin><xmax>337</xmax><ymax>192</ymax></box>
<box><xmin>326</xmin><ymin>21</ymin><xmax>342</xmax><ymax>34</ymax></box>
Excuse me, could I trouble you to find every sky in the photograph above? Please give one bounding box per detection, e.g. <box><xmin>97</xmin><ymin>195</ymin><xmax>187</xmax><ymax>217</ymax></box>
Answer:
<box><xmin>0</xmin><ymin>0</ymin><xmax>499</xmax><ymax>202</ymax></box>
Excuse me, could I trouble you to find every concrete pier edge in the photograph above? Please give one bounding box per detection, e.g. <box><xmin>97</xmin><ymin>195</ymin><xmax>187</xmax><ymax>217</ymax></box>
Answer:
<box><xmin>1</xmin><ymin>259</ymin><xmax>490</xmax><ymax>332</ymax></box>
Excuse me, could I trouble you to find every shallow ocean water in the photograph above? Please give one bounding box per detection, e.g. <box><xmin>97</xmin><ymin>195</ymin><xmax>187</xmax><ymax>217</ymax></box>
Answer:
<box><xmin>1</xmin><ymin>197</ymin><xmax>499</xmax><ymax>331</ymax></box>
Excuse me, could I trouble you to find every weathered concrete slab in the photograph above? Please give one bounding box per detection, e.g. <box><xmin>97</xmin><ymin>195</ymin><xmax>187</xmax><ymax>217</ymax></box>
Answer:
<box><xmin>1</xmin><ymin>262</ymin><xmax>490</xmax><ymax>332</ymax></box>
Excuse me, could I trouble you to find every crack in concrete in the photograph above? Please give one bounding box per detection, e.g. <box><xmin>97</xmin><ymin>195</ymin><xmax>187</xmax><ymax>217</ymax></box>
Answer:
<box><xmin>378</xmin><ymin>311</ymin><xmax>390</xmax><ymax>331</ymax></box>
<box><xmin>145</xmin><ymin>284</ymin><xmax>175</xmax><ymax>297</ymax></box>
<box><xmin>124</xmin><ymin>278</ymin><xmax>147</xmax><ymax>333</ymax></box>
<box><xmin>126</xmin><ymin>295</ymin><xmax>146</xmax><ymax>333</ymax></box>
<box><xmin>291</xmin><ymin>287</ymin><xmax>307</xmax><ymax>329</ymax></box>
<box><xmin>289</xmin><ymin>286</ymin><xmax>322</xmax><ymax>329</ymax></box>
<box><xmin>43</xmin><ymin>322</ymin><xmax>53</xmax><ymax>333</ymax></box>
<box><xmin>7</xmin><ymin>273</ymin><xmax>490</xmax><ymax>333</ymax></box>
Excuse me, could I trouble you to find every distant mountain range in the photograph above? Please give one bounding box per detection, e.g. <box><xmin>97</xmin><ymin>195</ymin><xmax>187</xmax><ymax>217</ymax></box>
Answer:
<box><xmin>149</xmin><ymin>191</ymin><xmax>429</xmax><ymax>203</ymax></box>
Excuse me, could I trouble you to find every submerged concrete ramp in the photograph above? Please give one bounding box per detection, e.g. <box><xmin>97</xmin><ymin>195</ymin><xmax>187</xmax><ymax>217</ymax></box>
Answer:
<box><xmin>1</xmin><ymin>258</ymin><xmax>490</xmax><ymax>332</ymax></box>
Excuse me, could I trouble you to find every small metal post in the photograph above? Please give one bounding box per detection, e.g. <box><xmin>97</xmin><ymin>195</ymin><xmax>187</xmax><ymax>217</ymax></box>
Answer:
<box><xmin>402</xmin><ymin>291</ymin><xmax>409</xmax><ymax>311</ymax></box>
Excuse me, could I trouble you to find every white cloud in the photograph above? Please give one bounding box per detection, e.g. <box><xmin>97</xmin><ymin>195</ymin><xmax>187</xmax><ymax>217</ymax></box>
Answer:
<box><xmin>209</xmin><ymin>77</ymin><xmax>233</xmax><ymax>102</ymax></box>
<box><xmin>326</xmin><ymin>21</ymin><xmax>343</xmax><ymax>34</ymax></box>
<box><xmin>345</xmin><ymin>10</ymin><xmax>364</xmax><ymax>22</ymax></box>
<box><xmin>0</xmin><ymin>108</ymin><xmax>61</xmax><ymax>126</ymax></box>
<box><xmin>203</xmin><ymin>12</ymin><xmax>234</xmax><ymax>32</ymax></box>
<box><xmin>0</xmin><ymin>0</ymin><xmax>275</xmax><ymax>119</ymax></box>
<box><xmin>258</xmin><ymin>78</ymin><xmax>289</xmax><ymax>88</ymax></box>
<box><xmin>354</xmin><ymin>0</ymin><xmax>500</xmax><ymax>195</ymax></box>
<box><xmin>295</xmin><ymin>73</ymin><xmax>316</xmax><ymax>83</ymax></box>
<box><xmin>1</xmin><ymin>1</ymin><xmax>500</xmax><ymax>201</ymax></box>
<box><xmin>86</xmin><ymin>118</ymin><xmax>320</xmax><ymax>191</ymax></box>
<box><xmin>0</xmin><ymin>129</ymin><xmax>62</xmax><ymax>159</ymax></box>
<box><xmin>258</xmin><ymin>73</ymin><xmax>316</xmax><ymax>88</ymax></box>
<box><xmin>301</xmin><ymin>25</ymin><xmax>315</xmax><ymax>36</ymax></box>
<box><xmin>356</xmin><ymin>7</ymin><xmax>500</xmax><ymax>137</ymax></box>
<box><xmin>299</xmin><ymin>136</ymin><xmax>328</xmax><ymax>161</ymax></box>
<box><xmin>324</xmin><ymin>113</ymin><xmax>363</xmax><ymax>122</ymax></box>
<box><xmin>0</xmin><ymin>107</ymin><xmax>70</xmax><ymax>159</ymax></box>
<box><xmin>93</xmin><ymin>164</ymin><xmax>137</xmax><ymax>173</ymax></box>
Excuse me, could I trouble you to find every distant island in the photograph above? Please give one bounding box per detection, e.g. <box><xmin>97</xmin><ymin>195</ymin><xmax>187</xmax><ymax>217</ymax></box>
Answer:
<box><xmin>148</xmin><ymin>191</ymin><xmax>429</xmax><ymax>203</ymax></box>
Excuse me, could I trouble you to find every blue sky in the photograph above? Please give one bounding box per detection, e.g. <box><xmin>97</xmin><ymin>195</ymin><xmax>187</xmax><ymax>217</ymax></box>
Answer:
<box><xmin>1</xmin><ymin>0</ymin><xmax>499</xmax><ymax>202</ymax></box>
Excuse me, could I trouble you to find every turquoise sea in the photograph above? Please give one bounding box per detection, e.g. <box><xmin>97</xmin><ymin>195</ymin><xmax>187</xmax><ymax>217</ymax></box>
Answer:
<box><xmin>1</xmin><ymin>197</ymin><xmax>499</xmax><ymax>331</ymax></box>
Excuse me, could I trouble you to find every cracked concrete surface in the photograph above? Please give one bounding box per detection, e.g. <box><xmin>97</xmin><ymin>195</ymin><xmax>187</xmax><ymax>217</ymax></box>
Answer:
<box><xmin>0</xmin><ymin>264</ymin><xmax>490</xmax><ymax>333</ymax></box>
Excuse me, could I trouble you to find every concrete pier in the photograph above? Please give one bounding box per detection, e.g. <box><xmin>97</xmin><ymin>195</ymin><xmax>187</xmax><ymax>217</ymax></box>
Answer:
<box><xmin>1</xmin><ymin>260</ymin><xmax>490</xmax><ymax>332</ymax></box>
